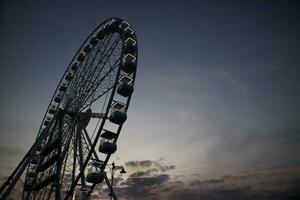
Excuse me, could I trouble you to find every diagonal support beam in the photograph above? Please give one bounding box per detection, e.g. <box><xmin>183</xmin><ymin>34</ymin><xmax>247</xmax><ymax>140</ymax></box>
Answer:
<box><xmin>104</xmin><ymin>174</ymin><xmax>118</xmax><ymax>200</ymax></box>
<box><xmin>82</xmin><ymin>129</ymin><xmax>100</xmax><ymax>160</ymax></box>
<box><xmin>77</xmin><ymin>123</ymin><xmax>86</xmax><ymax>188</ymax></box>
<box><xmin>82</xmin><ymin>129</ymin><xmax>118</xmax><ymax>200</ymax></box>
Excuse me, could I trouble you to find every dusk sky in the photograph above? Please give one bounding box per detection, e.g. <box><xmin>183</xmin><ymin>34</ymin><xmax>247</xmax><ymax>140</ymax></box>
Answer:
<box><xmin>1</xmin><ymin>0</ymin><xmax>300</xmax><ymax>199</ymax></box>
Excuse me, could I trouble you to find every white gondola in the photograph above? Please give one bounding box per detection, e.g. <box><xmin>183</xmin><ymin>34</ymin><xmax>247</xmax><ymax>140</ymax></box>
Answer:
<box><xmin>27</xmin><ymin>171</ymin><xmax>35</xmax><ymax>178</ymax></box>
<box><xmin>86</xmin><ymin>166</ymin><xmax>106</xmax><ymax>184</ymax></box>
<box><xmin>89</xmin><ymin>35</ymin><xmax>98</xmax><ymax>46</ymax></box>
<box><xmin>31</xmin><ymin>157</ymin><xmax>39</xmax><ymax>165</ymax></box>
<box><xmin>99</xmin><ymin>139</ymin><xmax>117</xmax><ymax>154</ymax></box>
<box><xmin>117</xmin><ymin>82</ymin><xmax>134</xmax><ymax>97</ymax></box>
<box><xmin>65</xmin><ymin>72</ymin><xmax>73</xmax><ymax>81</ymax></box>
<box><xmin>54</xmin><ymin>95</ymin><xmax>62</xmax><ymax>103</ymax></box>
<box><xmin>36</xmin><ymin>144</ymin><xmax>43</xmax><ymax>152</ymax></box>
<box><xmin>44</xmin><ymin>117</ymin><xmax>51</xmax><ymax>126</ymax></box>
<box><xmin>109</xmin><ymin>19</ymin><xmax>119</xmax><ymax>32</ymax></box>
<box><xmin>123</xmin><ymin>27</ymin><xmax>134</xmax><ymax>38</ymax></box>
<box><xmin>71</xmin><ymin>62</ymin><xmax>80</xmax><ymax>71</ymax></box>
<box><xmin>96</xmin><ymin>28</ymin><xmax>105</xmax><ymax>40</ymax></box>
<box><xmin>122</xmin><ymin>54</ymin><xmax>137</xmax><ymax>74</ymax></box>
<box><xmin>49</xmin><ymin>105</ymin><xmax>56</xmax><ymax>115</ymax></box>
<box><xmin>103</xmin><ymin>23</ymin><xmax>111</xmax><ymax>34</ymax></box>
<box><xmin>101</xmin><ymin>130</ymin><xmax>117</xmax><ymax>140</ymax></box>
<box><xmin>124</xmin><ymin>37</ymin><xmax>137</xmax><ymax>54</ymax></box>
<box><xmin>77</xmin><ymin>52</ymin><xmax>86</xmax><ymax>62</ymax></box>
<box><xmin>109</xmin><ymin>110</ymin><xmax>127</xmax><ymax>125</ymax></box>
<box><xmin>83</xmin><ymin>43</ymin><xmax>93</xmax><ymax>54</ymax></box>
<box><xmin>59</xmin><ymin>83</ymin><xmax>67</xmax><ymax>92</ymax></box>
<box><xmin>119</xmin><ymin>21</ymin><xmax>130</xmax><ymax>31</ymax></box>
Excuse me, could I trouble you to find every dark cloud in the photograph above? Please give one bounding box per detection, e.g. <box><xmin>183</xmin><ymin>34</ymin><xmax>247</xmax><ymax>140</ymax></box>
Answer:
<box><xmin>113</xmin><ymin>162</ymin><xmax>300</xmax><ymax>200</ymax></box>
<box><xmin>112</xmin><ymin>177</ymin><xmax>124</xmax><ymax>186</ymax></box>
<box><xmin>124</xmin><ymin>157</ymin><xmax>176</xmax><ymax>192</ymax></box>
<box><xmin>161</xmin><ymin>181</ymin><xmax>185</xmax><ymax>192</ymax></box>
<box><xmin>207</xmin><ymin>186</ymin><xmax>252</xmax><ymax>200</ymax></box>
<box><xmin>171</xmin><ymin>189</ymin><xmax>202</xmax><ymax>200</ymax></box>
<box><xmin>169</xmin><ymin>185</ymin><xmax>300</xmax><ymax>200</ymax></box>
<box><xmin>139</xmin><ymin>160</ymin><xmax>153</xmax><ymax>167</ymax></box>
<box><xmin>125</xmin><ymin>160</ymin><xmax>152</xmax><ymax>168</ymax></box>
<box><xmin>125</xmin><ymin>159</ymin><xmax>176</xmax><ymax>175</ymax></box>
<box><xmin>93</xmin><ymin>174</ymin><xmax>300</xmax><ymax>200</ymax></box>
<box><xmin>116</xmin><ymin>174</ymin><xmax>170</xmax><ymax>200</ymax></box>
<box><xmin>159</xmin><ymin>164</ymin><xmax>176</xmax><ymax>172</ymax></box>
<box><xmin>146</xmin><ymin>168</ymin><xmax>159</xmax><ymax>174</ymax></box>
<box><xmin>129</xmin><ymin>167</ymin><xmax>173</xmax><ymax>178</ymax></box>
<box><xmin>129</xmin><ymin>171</ymin><xmax>150</xmax><ymax>178</ymax></box>
<box><xmin>221</xmin><ymin>173</ymin><xmax>257</xmax><ymax>181</ymax></box>
<box><xmin>2</xmin><ymin>160</ymin><xmax>300</xmax><ymax>200</ymax></box>
<box><xmin>123</xmin><ymin>174</ymin><xmax>169</xmax><ymax>187</ymax></box>
<box><xmin>113</xmin><ymin>160</ymin><xmax>176</xmax><ymax>199</ymax></box>
<box><xmin>190</xmin><ymin>178</ymin><xmax>225</xmax><ymax>186</ymax></box>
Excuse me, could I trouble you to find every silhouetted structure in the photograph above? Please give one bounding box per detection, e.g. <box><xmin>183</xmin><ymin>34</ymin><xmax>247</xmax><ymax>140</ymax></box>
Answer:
<box><xmin>0</xmin><ymin>17</ymin><xmax>138</xmax><ymax>200</ymax></box>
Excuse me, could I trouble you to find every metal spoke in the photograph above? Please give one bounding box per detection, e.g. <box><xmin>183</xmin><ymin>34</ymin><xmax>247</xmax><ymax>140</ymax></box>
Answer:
<box><xmin>68</xmin><ymin>34</ymin><xmax>114</xmax><ymax>110</ymax></box>
<box><xmin>0</xmin><ymin>18</ymin><xmax>138</xmax><ymax>200</ymax></box>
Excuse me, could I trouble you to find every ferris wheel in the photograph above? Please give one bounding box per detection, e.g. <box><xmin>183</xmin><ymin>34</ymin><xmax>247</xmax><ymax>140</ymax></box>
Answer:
<box><xmin>0</xmin><ymin>17</ymin><xmax>138</xmax><ymax>200</ymax></box>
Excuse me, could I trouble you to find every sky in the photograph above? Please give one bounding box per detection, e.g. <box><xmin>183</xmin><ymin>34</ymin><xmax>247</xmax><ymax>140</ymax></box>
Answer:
<box><xmin>0</xmin><ymin>0</ymin><xmax>300</xmax><ymax>199</ymax></box>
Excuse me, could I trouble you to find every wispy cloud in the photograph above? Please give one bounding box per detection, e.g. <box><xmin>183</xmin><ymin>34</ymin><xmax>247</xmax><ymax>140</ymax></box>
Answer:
<box><xmin>89</xmin><ymin>157</ymin><xmax>300</xmax><ymax>199</ymax></box>
<box><xmin>3</xmin><ymin>158</ymin><xmax>300</xmax><ymax>200</ymax></box>
<box><xmin>91</xmin><ymin>159</ymin><xmax>300</xmax><ymax>200</ymax></box>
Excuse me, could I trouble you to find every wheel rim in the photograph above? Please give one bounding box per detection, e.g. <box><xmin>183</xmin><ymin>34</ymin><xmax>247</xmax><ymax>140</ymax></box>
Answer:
<box><xmin>22</xmin><ymin>17</ymin><xmax>138</xmax><ymax>200</ymax></box>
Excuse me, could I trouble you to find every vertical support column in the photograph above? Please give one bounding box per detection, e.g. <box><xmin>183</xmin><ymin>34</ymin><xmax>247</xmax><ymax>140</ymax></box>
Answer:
<box><xmin>77</xmin><ymin>124</ymin><xmax>86</xmax><ymax>189</ymax></box>
<box><xmin>110</xmin><ymin>170</ymin><xmax>114</xmax><ymax>200</ymax></box>
<box><xmin>55</xmin><ymin>111</ymin><xmax>63</xmax><ymax>200</ymax></box>
<box><xmin>104</xmin><ymin>174</ymin><xmax>118</xmax><ymax>200</ymax></box>
<box><xmin>72</xmin><ymin>123</ymin><xmax>78</xmax><ymax>190</ymax></box>
<box><xmin>73</xmin><ymin>121</ymin><xmax>88</xmax><ymax>200</ymax></box>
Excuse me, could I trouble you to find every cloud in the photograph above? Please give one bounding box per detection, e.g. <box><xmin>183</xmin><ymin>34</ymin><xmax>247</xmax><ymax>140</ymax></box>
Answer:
<box><xmin>108</xmin><ymin>159</ymin><xmax>176</xmax><ymax>200</ymax></box>
<box><xmin>129</xmin><ymin>168</ymin><xmax>159</xmax><ymax>178</ymax></box>
<box><xmin>2</xmin><ymin>159</ymin><xmax>300</xmax><ymax>200</ymax></box>
<box><xmin>221</xmin><ymin>174</ymin><xmax>257</xmax><ymax>181</ymax></box>
<box><xmin>125</xmin><ymin>160</ymin><xmax>152</xmax><ymax>168</ymax></box>
<box><xmin>114</xmin><ymin>174</ymin><xmax>170</xmax><ymax>200</ymax></box>
<box><xmin>124</xmin><ymin>174</ymin><xmax>170</xmax><ymax>187</ymax></box>
<box><xmin>190</xmin><ymin>178</ymin><xmax>225</xmax><ymax>186</ymax></box>
<box><xmin>112</xmin><ymin>160</ymin><xmax>300</xmax><ymax>200</ymax></box>
<box><xmin>125</xmin><ymin>159</ymin><xmax>176</xmax><ymax>174</ymax></box>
